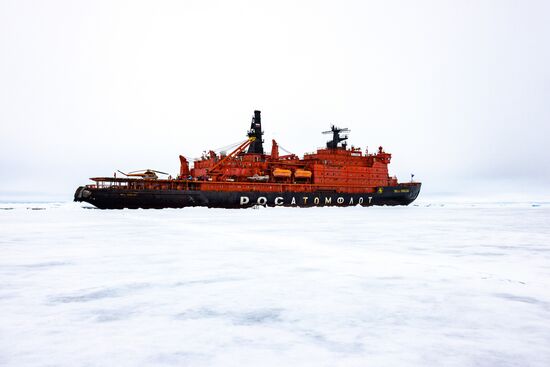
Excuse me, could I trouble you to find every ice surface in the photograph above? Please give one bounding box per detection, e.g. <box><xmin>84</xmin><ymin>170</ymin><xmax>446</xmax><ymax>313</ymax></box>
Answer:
<box><xmin>1</xmin><ymin>202</ymin><xmax>550</xmax><ymax>366</ymax></box>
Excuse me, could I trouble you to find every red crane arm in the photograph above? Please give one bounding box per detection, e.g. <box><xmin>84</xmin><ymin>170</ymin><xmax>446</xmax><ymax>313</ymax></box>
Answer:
<box><xmin>208</xmin><ymin>137</ymin><xmax>256</xmax><ymax>175</ymax></box>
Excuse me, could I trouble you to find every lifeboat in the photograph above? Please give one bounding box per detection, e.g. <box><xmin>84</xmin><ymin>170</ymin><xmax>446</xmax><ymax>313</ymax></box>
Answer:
<box><xmin>273</xmin><ymin>168</ymin><xmax>292</xmax><ymax>178</ymax></box>
<box><xmin>294</xmin><ymin>169</ymin><xmax>312</xmax><ymax>179</ymax></box>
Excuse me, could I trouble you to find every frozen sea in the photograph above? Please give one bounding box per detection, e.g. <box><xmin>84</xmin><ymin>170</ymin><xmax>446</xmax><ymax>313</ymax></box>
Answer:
<box><xmin>1</xmin><ymin>201</ymin><xmax>550</xmax><ymax>367</ymax></box>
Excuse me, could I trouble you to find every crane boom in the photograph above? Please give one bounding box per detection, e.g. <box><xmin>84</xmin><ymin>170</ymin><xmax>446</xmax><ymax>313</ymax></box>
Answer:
<box><xmin>208</xmin><ymin>137</ymin><xmax>256</xmax><ymax>175</ymax></box>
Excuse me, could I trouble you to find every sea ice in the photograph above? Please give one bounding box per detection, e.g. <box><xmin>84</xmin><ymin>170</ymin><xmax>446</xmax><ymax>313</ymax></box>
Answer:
<box><xmin>1</xmin><ymin>202</ymin><xmax>549</xmax><ymax>366</ymax></box>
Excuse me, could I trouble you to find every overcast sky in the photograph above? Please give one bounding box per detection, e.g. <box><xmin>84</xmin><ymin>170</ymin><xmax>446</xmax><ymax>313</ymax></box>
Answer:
<box><xmin>1</xmin><ymin>0</ymin><xmax>549</xmax><ymax>201</ymax></box>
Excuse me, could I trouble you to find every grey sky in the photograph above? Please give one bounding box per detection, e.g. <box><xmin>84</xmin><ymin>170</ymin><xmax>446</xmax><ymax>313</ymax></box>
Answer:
<box><xmin>1</xmin><ymin>0</ymin><xmax>549</xmax><ymax>200</ymax></box>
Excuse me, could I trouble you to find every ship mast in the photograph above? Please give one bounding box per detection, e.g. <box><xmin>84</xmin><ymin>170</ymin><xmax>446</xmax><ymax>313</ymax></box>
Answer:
<box><xmin>323</xmin><ymin>125</ymin><xmax>350</xmax><ymax>149</ymax></box>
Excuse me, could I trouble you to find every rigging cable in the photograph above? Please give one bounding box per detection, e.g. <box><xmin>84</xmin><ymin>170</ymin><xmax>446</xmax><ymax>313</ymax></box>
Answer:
<box><xmin>278</xmin><ymin>144</ymin><xmax>295</xmax><ymax>156</ymax></box>
<box><xmin>212</xmin><ymin>139</ymin><xmax>246</xmax><ymax>153</ymax></box>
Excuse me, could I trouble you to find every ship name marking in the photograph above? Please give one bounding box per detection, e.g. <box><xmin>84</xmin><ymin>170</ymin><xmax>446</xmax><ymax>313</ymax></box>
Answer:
<box><xmin>238</xmin><ymin>195</ymin><xmax>374</xmax><ymax>206</ymax></box>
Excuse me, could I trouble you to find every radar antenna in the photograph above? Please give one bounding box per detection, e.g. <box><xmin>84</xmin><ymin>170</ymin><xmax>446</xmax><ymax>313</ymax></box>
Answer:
<box><xmin>322</xmin><ymin>125</ymin><xmax>350</xmax><ymax>149</ymax></box>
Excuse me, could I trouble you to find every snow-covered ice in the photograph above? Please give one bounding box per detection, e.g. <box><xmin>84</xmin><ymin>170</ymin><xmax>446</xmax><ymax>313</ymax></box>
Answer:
<box><xmin>1</xmin><ymin>202</ymin><xmax>550</xmax><ymax>366</ymax></box>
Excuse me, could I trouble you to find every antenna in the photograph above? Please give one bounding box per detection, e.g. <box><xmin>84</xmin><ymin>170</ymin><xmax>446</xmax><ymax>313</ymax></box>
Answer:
<box><xmin>323</xmin><ymin>125</ymin><xmax>350</xmax><ymax>149</ymax></box>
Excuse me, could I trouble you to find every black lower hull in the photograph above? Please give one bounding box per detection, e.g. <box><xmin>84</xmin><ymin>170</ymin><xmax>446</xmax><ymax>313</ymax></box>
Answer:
<box><xmin>74</xmin><ymin>184</ymin><xmax>421</xmax><ymax>209</ymax></box>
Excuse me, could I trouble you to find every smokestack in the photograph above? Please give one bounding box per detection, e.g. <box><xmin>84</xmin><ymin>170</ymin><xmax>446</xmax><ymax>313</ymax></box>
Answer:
<box><xmin>247</xmin><ymin>110</ymin><xmax>264</xmax><ymax>154</ymax></box>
